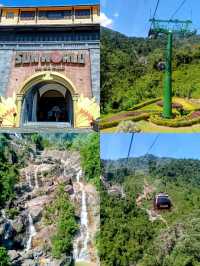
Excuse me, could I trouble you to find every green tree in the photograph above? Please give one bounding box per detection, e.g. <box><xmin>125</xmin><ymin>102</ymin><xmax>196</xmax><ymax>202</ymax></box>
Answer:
<box><xmin>0</xmin><ymin>247</ymin><xmax>10</xmax><ymax>266</ymax></box>
<box><xmin>79</xmin><ymin>133</ymin><xmax>100</xmax><ymax>188</ymax></box>
<box><xmin>44</xmin><ymin>184</ymin><xmax>78</xmax><ymax>259</ymax></box>
<box><xmin>31</xmin><ymin>133</ymin><xmax>44</xmax><ymax>151</ymax></box>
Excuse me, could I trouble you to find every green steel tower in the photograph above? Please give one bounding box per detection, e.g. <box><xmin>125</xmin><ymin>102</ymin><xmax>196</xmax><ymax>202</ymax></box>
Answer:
<box><xmin>149</xmin><ymin>19</ymin><xmax>196</xmax><ymax>118</ymax></box>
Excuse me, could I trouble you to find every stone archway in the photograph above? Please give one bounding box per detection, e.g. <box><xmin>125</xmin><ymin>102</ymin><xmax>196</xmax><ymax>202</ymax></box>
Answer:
<box><xmin>16</xmin><ymin>71</ymin><xmax>79</xmax><ymax>127</ymax></box>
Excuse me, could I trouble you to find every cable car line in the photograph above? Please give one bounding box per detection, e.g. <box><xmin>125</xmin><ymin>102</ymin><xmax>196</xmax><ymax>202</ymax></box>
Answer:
<box><xmin>149</xmin><ymin>0</ymin><xmax>160</xmax><ymax>30</ymax></box>
<box><xmin>146</xmin><ymin>134</ymin><xmax>160</xmax><ymax>155</ymax></box>
<box><xmin>171</xmin><ymin>0</ymin><xmax>187</xmax><ymax>19</ymax></box>
<box><xmin>152</xmin><ymin>0</ymin><xmax>160</xmax><ymax>20</ymax></box>
<box><xmin>127</xmin><ymin>133</ymin><xmax>135</xmax><ymax>162</ymax></box>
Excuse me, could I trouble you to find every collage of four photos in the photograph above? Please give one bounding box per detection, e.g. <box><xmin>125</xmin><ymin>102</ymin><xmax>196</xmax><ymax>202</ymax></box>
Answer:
<box><xmin>0</xmin><ymin>0</ymin><xmax>199</xmax><ymax>265</ymax></box>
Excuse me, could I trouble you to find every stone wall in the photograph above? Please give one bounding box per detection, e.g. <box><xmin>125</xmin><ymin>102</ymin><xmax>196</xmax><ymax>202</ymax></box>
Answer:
<box><xmin>90</xmin><ymin>47</ymin><xmax>100</xmax><ymax>104</ymax></box>
<box><xmin>0</xmin><ymin>50</ymin><xmax>13</xmax><ymax>96</ymax></box>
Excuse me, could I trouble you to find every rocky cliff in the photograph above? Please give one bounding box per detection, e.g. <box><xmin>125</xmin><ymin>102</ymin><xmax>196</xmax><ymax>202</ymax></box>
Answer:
<box><xmin>0</xmin><ymin>137</ymin><xmax>99</xmax><ymax>266</ymax></box>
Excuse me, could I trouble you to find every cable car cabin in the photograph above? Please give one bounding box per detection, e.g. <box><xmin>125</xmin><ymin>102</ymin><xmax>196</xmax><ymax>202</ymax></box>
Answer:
<box><xmin>154</xmin><ymin>193</ymin><xmax>172</xmax><ymax>210</ymax></box>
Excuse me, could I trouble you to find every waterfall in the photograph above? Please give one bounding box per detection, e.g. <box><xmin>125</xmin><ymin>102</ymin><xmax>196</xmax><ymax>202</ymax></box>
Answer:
<box><xmin>73</xmin><ymin>170</ymin><xmax>90</xmax><ymax>262</ymax></box>
<box><xmin>25</xmin><ymin>213</ymin><xmax>36</xmax><ymax>252</ymax></box>
<box><xmin>34</xmin><ymin>166</ymin><xmax>39</xmax><ymax>189</ymax></box>
<box><xmin>1</xmin><ymin>210</ymin><xmax>13</xmax><ymax>240</ymax></box>
<box><xmin>25</xmin><ymin>170</ymin><xmax>32</xmax><ymax>189</ymax></box>
<box><xmin>25</xmin><ymin>164</ymin><xmax>38</xmax><ymax>252</ymax></box>
<box><xmin>61</xmin><ymin>157</ymin><xmax>71</xmax><ymax>177</ymax></box>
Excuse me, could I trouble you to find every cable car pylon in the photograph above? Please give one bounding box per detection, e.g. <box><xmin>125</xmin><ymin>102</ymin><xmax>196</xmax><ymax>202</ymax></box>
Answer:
<box><xmin>148</xmin><ymin>18</ymin><xmax>196</xmax><ymax>119</ymax></box>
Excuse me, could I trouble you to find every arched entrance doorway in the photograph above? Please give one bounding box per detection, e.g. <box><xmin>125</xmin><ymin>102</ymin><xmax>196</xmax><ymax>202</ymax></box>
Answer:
<box><xmin>21</xmin><ymin>82</ymin><xmax>73</xmax><ymax>126</ymax></box>
<box><xmin>16</xmin><ymin>72</ymin><xmax>78</xmax><ymax>128</ymax></box>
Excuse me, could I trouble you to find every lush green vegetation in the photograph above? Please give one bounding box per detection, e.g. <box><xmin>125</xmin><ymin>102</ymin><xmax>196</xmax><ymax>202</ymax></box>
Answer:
<box><xmin>101</xmin><ymin>27</ymin><xmax>200</xmax><ymax>114</ymax></box>
<box><xmin>72</xmin><ymin>133</ymin><xmax>100</xmax><ymax>188</ymax></box>
<box><xmin>0</xmin><ymin>247</ymin><xmax>10</xmax><ymax>266</ymax></box>
<box><xmin>0</xmin><ymin>135</ymin><xmax>19</xmax><ymax>207</ymax></box>
<box><xmin>31</xmin><ymin>133</ymin><xmax>44</xmax><ymax>151</ymax></box>
<box><xmin>80</xmin><ymin>134</ymin><xmax>100</xmax><ymax>184</ymax></box>
<box><xmin>99</xmin><ymin>155</ymin><xmax>200</xmax><ymax>266</ymax></box>
<box><xmin>44</xmin><ymin>184</ymin><xmax>78</xmax><ymax>259</ymax></box>
<box><xmin>98</xmin><ymin>190</ymin><xmax>155</xmax><ymax>266</ymax></box>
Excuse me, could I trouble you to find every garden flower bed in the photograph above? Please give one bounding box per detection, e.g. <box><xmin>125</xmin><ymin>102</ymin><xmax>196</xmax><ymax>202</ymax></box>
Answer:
<box><xmin>100</xmin><ymin>112</ymin><xmax>150</xmax><ymax>129</ymax></box>
<box><xmin>150</xmin><ymin>111</ymin><xmax>200</xmax><ymax>127</ymax></box>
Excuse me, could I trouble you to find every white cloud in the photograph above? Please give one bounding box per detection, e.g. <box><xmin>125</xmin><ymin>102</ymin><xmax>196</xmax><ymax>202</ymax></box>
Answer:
<box><xmin>101</xmin><ymin>12</ymin><xmax>113</xmax><ymax>28</ymax></box>
<box><xmin>114</xmin><ymin>12</ymin><xmax>119</xmax><ymax>18</ymax></box>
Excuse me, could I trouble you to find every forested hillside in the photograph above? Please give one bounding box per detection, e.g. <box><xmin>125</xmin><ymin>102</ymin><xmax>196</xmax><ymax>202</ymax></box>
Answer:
<box><xmin>101</xmin><ymin>27</ymin><xmax>200</xmax><ymax>114</ymax></box>
<box><xmin>99</xmin><ymin>155</ymin><xmax>200</xmax><ymax>266</ymax></box>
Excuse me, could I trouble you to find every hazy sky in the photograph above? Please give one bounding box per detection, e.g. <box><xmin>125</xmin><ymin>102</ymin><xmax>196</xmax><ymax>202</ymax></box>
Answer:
<box><xmin>100</xmin><ymin>133</ymin><xmax>200</xmax><ymax>160</ymax></box>
<box><xmin>101</xmin><ymin>0</ymin><xmax>200</xmax><ymax>37</ymax></box>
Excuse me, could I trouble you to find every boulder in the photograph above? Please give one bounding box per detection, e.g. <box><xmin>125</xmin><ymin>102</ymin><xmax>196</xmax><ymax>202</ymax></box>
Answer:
<box><xmin>39</xmin><ymin>255</ymin><xmax>72</xmax><ymax>266</ymax></box>
<box><xmin>57</xmin><ymin>175</ymin><xmax>72</xmax><ymax>185</ymax></box>
<box><xmin>32</xmin><ymin>225</ymin><xmax>55</xmax><ymax>249</ymax></box>
<box><xmin>12</xmin><ymin>214</ymin><xmax>27</xmax><ymax>234</ymax></box>
<box><xmin>21</xmin><ymin>250</ymin><xmax>34</xmax><ymax>260</ymax></box>
<box><xmin>8</xmin><ymin>250</ymin><xmax>21</xmax><ymax>262</ymax></box>
<box><xmin>21</xmin><ymin>259</ymin><xmax>37</xmax><ymax>266</ymax></box>
<box><xmin>65</xmin><ymin>185</ymin><xmax>74</xmax><ymax>195</ymax></box>
<box><xmin>26</xmin><ymin>196</ymin><xmax>50</xmax><ymax>223</ymax></box>
<box><xmin>0</xmin><ymin>223</ymin><xmax>4</xmax><ymax>236</ymax></box>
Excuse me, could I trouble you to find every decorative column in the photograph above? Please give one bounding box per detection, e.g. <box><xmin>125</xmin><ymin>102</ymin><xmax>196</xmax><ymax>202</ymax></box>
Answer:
<box><xmin>16</xmin><ymin>93</ymin><xmax>24</xmax><ymax>127</ymax></box>
<box><xmin>72</xmin><ymin>94</ymin><xmax>79</xmax><ymax>128</ymax></box>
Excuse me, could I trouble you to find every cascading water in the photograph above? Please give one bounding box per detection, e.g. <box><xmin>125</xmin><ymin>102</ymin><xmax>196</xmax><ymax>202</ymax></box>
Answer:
<box><xmin>1</xmin><ymin>210</ymin><xmax>13</xmax><ymax>240</ymax></box>
<box><xmin>25</xmin><ymin>213</ymin><xmax>36</xmax><ymax>252</ymax></box>
<box><xmin>73</xmin><ymin>170</ymin><xmax>90</xmax><ymax>262</ymax></box>
<box><xmin>34</xmin><ymin>166</ymin><xmax>39</xmax><ymax>189</ymax></box>
<box><xmin>25</xmin><ymin>169</ymin><xmax>32</xmax><ymax>189</ymax></box>
<box><xmin>25</xmin><ymin>165</ymin><xmax>38</xmax><ymax>252</ymax></box>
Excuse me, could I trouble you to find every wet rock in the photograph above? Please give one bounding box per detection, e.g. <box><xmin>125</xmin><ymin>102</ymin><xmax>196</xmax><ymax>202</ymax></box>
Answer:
<box><xmin>46</xmin><ymin>186</ymin><xmax>56</xmax><ymax>195</ymax></box>
<box><xmin>57</xmin><ymin>175</ymin><xmax>72</xmax><ymax>185</ymax></box>
<box><xmin>12</xmin><ymin>233</ymin><xmax>27</xmax><ymax>250</ymax></box>
<box><xmin>32</xmin><ymin>225</ymin><xmax>55</xmax><ymax>249</ymax></box>
<box><xmin>33</xmin><ymin>249</ymin><xmax>43</xmax><ymax>259</ymax></box>
<box><xmin>27</xmin><ymin>196</ymin><xmax>50</xmax><ymax>223</ymax></box>
<box><xmin>65</xmin><ymin>185</ymin><xmax>74</xmax><ymax>195</ymax></box>
<box><xmin>21</xmin><ymin>259</ymin><xmax>38</xmax><ymax>266</ymax></box>
<box><xmin>23</xmin><ymin>250</ymin><xmax>34</xmax><ymax>260</ymax></box>
<box><xmin>42</xmin><ymin>255</ymin><xmax>72</xmax><ymax>266</ymax></box>
<box><xmin>8</xmin><ymin>250</ymin><xmax>21</xmax><ymax>262</ymax></box>
<box><xmin>46</xmin><ymin>180</ymin><xmax>54</xmax><ymax>187</ymax></box>
<box><xmin>3</xmin><ymin>220</ymin><xmax>14</xmax><ymax>240</ymax></box>
<box><xmin>0</xmin><ymin>223</ymin><xmax>4</xmax><ymax>236</ymax></box>
<box><xmin>12</xmin><ymin>214</ymin><xmax>27</xmax><ymax>234</ymax></box>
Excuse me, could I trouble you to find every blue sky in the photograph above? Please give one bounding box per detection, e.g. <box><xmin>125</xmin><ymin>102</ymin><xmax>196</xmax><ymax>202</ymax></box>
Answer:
<box><xmin>0</xmin><ymin>0</ymin><xmax>99</xmax><ymax>7</ymax></box>
<box><xmin>102</xmin><ymin>0</ymin><xmax>200</xmax><ymax>37</ymax></box>
<box><xmin>100</xmin><ymin>134</ymin><xmax>200</xmax><ymax>160</ymax></box>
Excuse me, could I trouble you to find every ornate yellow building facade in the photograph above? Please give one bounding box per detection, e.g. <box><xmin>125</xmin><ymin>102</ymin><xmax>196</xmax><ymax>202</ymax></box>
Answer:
<box><xmin>0</xmin><ymin>3</ymin><xmax>100</xmax><ymax>129</ymax></box>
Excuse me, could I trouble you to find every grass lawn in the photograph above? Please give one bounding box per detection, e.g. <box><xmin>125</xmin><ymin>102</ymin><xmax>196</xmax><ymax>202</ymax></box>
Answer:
<box><xmin>137</xmin><ymin>120</ymin><xmax>200</xmax><ymax>133</ymax></box>
<box><xmin>101</xmin><ymin>120</ymin><xmax>200</xmax><ymax>133</ymax></box>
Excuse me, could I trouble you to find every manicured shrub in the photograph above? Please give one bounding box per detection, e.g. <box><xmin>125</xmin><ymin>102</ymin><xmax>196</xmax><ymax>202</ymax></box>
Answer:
<box><xmin>150</xmin><ymin>112</ymin><xmax>200</xmax><ymax>127</ymax></box>
<box><xmin>128</xmin><ymin>97</ymin><xmax>162</xmax><ymax>111</ymax></box>
<box><xmin>100</xmin><ymin>113</ymin><xmax>150</xmax><ymax>129</ymax></box>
